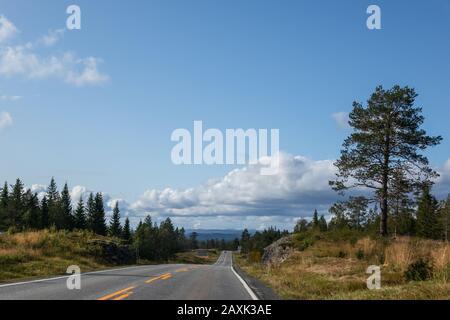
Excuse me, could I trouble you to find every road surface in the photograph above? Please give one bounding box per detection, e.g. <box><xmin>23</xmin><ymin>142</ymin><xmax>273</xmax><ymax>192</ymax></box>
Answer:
<box><xmin>0</xmin><ymin>251</ymin><xmax>256</xmax><ymax>300</ymax></box>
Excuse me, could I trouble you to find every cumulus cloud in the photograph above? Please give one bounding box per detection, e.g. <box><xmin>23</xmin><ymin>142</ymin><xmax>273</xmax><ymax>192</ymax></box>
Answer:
<box><xmin>131</xmin><ymin>153</ymin><xmax>338</xmax><ymax>220</ymax></box>
<box><xmin>23</xmin><ymin>155</ymin><xmax>450</xmax><ymax>230</ymax></box>
<box><xmin>332</xmin><ymin>112</ymin><xmax>350</xmax><ymax>129</ymax></box>
<box><xmin>0</xmin><ymin>111</ymin><xmax>12</xmax><ymax>131</ymax></box>
<box><xmin>0</xmin><ymin>15</ymin><xmax>18</xmax><ymax>43</ymax></box>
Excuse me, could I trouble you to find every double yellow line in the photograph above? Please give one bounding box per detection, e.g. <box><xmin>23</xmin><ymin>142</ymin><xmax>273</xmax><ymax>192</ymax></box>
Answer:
<box><xmin>145</xmin><ymin>272</ymin><xmax>172</xmax><ymax>283</ymax></box>
<box><xmin>98</xmin><ymin>286</ymin><xmax>135</xmax><ymax>301</ymax></box>
<box><xmin>98</xmin><ymin>270</ymin><xmax>181</xmax><ymax>300</ymax></box>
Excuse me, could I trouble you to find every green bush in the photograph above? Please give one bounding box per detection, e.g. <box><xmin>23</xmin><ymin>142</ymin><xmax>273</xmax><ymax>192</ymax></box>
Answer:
<box><xmin>355</xmin><ymin>249</ymin><xmax>364</xmax><ymax>260</ymax></box>
<box><xmin>404</xmin><ymin>259</ymin><xmax>433</xmax><ymax>282</ymax></box>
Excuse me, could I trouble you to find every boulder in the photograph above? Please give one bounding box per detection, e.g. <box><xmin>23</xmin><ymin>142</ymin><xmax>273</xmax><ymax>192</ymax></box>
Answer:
<box><xmin>261</xmin><ymin>235</ymin><xmax>294</xmax><ymax>265</ymax></box>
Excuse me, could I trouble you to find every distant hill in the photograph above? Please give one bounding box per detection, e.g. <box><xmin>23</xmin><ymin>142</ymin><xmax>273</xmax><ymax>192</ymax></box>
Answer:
<box><xmin>186</xmin><ymin>229</ymin><xmax>255</xmax><ymax>241</ymax></box>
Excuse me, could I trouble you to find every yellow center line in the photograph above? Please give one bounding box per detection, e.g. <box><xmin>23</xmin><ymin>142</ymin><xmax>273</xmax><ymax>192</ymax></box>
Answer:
<box><xmin>161</xmin><ymin>274</ymin><xmax>172</xmax><ymax>280</ymax></box>
<box><xmin>113</xmin><ymin>292</ymin><xmax>133</xmax><ymax>300</ymax></box>
<box><xmin>175</xmin><ymin>268</ymin><xmax>189</xmax><ymax>273</ymax></box>
<box><xmin>98</xmin><ymin>286</ymin><xmax>135</xmax><ymax>301</ymax></box>
<box><xmin>145</xmin><ymin>273</ymin><xmax>171</xmax><ymax>284</ymax></box>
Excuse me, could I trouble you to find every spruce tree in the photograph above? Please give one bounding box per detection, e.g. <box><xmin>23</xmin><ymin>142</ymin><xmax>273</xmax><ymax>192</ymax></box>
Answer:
<box><xmin>330</xmin><ymin>86</ymin><xmax>442</xmax><ymax>236</ymax></box>
<box><xmin>86</xmin><ymin>193</ymin><xmax>96</xmax><ymax>231</ymax></box>
<box><xmin>9</xmin><ymin>179</ymin><xmax>25</xmax><ymax>229</ymax></box>
<box><xmin>46</xmin><ymin>177</ymin><xmax>61</xmax><ymax>228</ymax></box>
<box><xmin>0</xmin><ymin>181</ymin><xmax>8</xmax><ymax>230</ymax></box>
<box><xmin>73</xmin><ymin>197</ymin><xmax>87</xmax><ymax>230</ymax></box>
<box><xmin>93</xmin><ymin>192</ymin><xmax>107</xmax><ymax>235</ymax></box>
<box><xmin>109</xmin><ymin>201</ymin><xmax>122</xmax><ymax>237</ymax></box>
<box><xmin>41</xmin><ymin>196</ymin><xmax>49</xmax><ymax>229</ymax></box>
<box><xmin>60</xmin><ymin>183</ymin><xmax>73</xmax><ymax>230</ymax></box>
<box><xmin>319</xmin><ymin>215</ymin><xmax>328</xmax><ymax>232</ymax></box>
<box><xmin>23</xmin><ymin>190</ymin><xmax>41</xmax><ymax>229</ymax></box>
<box><xmin>312</xmin><ymin>210</ymin><xmax>319</xmax><ymax>229</ymax></box>
<box><xmin>416</xmin><ymin>185</ymin><xmax>440</xmax><ymax>239</ymax></box>
<box><xmin>122</xmin><ymin>216</ymin><xmax>132</xmax><ymax>244</ymax></box>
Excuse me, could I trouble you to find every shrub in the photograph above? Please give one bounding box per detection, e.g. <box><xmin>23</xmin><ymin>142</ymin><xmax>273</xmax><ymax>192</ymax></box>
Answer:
<box><xmin>338</xmin><ymin>250</ymin><xmax>347</xmax><ymax>258</ymax></box>
<box><xmin>404</xmin><ymin>258</ymin><xmax>433</xmax><ymax>282</ymax></box>
<box><xmin>248</xmin><ymin>251</ymin><xmax>262</xmax><ymax>263</ymax></box>
<box><xmin>355</xmin><ymin>249</ymin><xmax>364</xmax><ymax>260</ymax></box>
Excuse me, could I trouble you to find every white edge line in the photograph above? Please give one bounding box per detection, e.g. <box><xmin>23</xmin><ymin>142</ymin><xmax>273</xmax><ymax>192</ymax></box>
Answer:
<box><xmin>0</xmin><ymin>265</ymin><xmax>150</xmax><ymax>289</ymax></box>
<box><xmin>230</xmin><ymin>253</ymin><xmax>259</xmax><ymax>301</ymax></box>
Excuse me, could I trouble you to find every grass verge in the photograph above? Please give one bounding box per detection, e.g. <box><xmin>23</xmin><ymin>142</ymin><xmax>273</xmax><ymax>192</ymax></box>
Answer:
<box><xmin>235</xmin><ymin>233</ymin><xmax>450</xmax><ymax>300</ymax></box>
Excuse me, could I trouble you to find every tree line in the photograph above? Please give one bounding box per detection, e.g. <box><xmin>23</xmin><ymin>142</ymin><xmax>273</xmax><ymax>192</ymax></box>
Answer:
<box><xmin>0</xmin><ymin>178</ymin><xmax>129</xmax><ymax>238</ymax></box>
<box><xmin>0</xmin><ymin>177</ymin><xmax>209</xmax><ymax>261</ymax></box>
<box><xmin>294</xmin><ymin>188</ymin><xmax>450</xmax><ymax>241</ymax></box>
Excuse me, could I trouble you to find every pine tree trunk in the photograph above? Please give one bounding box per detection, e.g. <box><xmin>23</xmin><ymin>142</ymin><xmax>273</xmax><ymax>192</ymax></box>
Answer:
<box><xmin>380</xmin><ymin>193</ymin><xmax>388</xmax><ymax>236</ymax></box>
<box><xmin>380</xmin><ymin>125</ymin><xmax>391</xmax><ymax>237</ymax></box>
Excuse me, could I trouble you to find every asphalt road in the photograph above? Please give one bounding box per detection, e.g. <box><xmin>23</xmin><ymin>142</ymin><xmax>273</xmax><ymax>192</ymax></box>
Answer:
<box><xmin>0</xmin><ymin>251</ymin><xmax>256</xmax><ymax>300</ymax></box>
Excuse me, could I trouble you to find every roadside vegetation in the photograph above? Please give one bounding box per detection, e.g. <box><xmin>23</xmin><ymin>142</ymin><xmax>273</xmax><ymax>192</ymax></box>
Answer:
<box><xmin>236</xmin><ymin>85</ymin><xmax>449</xmax><ymax>299</ymax></box>
<box><xmin>0</xmin><ymin>229</ymin><xmax>125</xmax><ymax>282</ymax></box>
<box><xmin>0</xmin><ymin>177</ymin><xmax>232</xmax><ymax>282</ymax></box>
<box><xmin>236</xmin><ymin>229</ymin><xmax>450</xmax><ymax>299</ymax></box>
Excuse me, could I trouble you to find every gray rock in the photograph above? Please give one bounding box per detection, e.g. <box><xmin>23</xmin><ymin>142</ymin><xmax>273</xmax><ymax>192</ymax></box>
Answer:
<box><xmin>261</xmin><ymin>235</ymin><xmax>294</xmax><ymax>266</ymax></box>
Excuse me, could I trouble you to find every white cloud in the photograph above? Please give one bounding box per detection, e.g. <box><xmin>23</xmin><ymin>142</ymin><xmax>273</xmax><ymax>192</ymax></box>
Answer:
<box><xmin>23</xmin><ymin>155</ymin><xmax>450</xmax><ymax>230</ymax></box>
<box><xmin>0</xmin><ymin>17</ymin><xmax>109</xmax><ymax>87</ymax></box>
<box><xmin>0</xmin><ymin>111</ymin><xmax>12</xmax><ymax>131</ymax></box>
<box><xmin>0</xmin><ymin>15</ymin><xmax>18</xmax><ymax>43</ymax></box>
<box><xmin>435</xmin><ymin>158</ymin><xmax>450</xmax><ymax>198</ymax></box>
<box><xmin>131</xmin><ymin>153</ymin><xmax>338</xmax><ymax>220</ymax></box>
<box><xmin>332</xmin><ymin>112</ymin><xmax>350</xmax><ymax>129</ymax></box>
<box><xmin>39</xmin><ymin>29</ymin><xmax>65</xmax><ymax>46</ymax></box>
<box><xmin>66</xmin><ymin>57</ymin><xmax>109</xmax><ymax>87</ymax></box>
<box><xmin>0</xmin><ymin>46</ymin><xmax>109</xmax><ymax>86</ymax></box>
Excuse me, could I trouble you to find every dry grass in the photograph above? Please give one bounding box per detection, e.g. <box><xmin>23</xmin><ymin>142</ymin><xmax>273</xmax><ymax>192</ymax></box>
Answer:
<box><xmin>0</xmin><ymin>230</ymin><xmax>123</xmax><ymax>283</ymax></box>
<box><xmin>235</xmin><ymin>235</ymin><xmax>450</xmax><ymax>300</ymax></box>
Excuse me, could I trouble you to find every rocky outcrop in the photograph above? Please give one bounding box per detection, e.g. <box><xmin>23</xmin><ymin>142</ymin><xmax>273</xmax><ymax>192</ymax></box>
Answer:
<box><xmin>261</xmin><ymin>235</ymin><xmax>294</xmax><ymax>265</ymax></box>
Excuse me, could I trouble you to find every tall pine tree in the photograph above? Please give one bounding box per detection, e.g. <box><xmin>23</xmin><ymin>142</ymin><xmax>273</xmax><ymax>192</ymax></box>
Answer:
<box><xmin>60</xmin><ymin>183</ymin><xmax>73</xmax><ymax>230</ymax></box>
<box><xmin>23</xmin><ymin>190</ymin><xmax>41</xmax><ymax>229</ymax></box>
<box><xmin>47</xmin><ymin>177</ymin><xmax>61</xmax><ymax>228</ymax></box>
<box><xmin>122</xmin><ymin>216</ymin><xmax>132</xmax><ymax>244</ymax></box>
<box><xmin>73</xmin><ymin>196</ymin><xmax>87</xmax><ymax>230</ymax></box>
<box><xmin>41</xmin><ymin>196</ymin><xmax>50</xmax><ymax>229</ymax></box>
<box><xmin>330</xmin><ymin>86</ymin><xmax>442</xmax><ymax>236</ymax></box>
<box><xmin>93</xmin><ymin>192</ymin><xmax>107</xmax><ymax>235</ymax></box>
<box><xmin>86</xmin><ymin>193</ymin><xmax>96</xmax><ymax>231</ymax></box>
<box><xmin>416</xmin><ymin>185</ymin><xmax>440</xmax><ymax>239</ymax></box>
<box><xmin>0</xmin><ymin>181</ymin><xmax>8</xmax><ymax>231</ymax></box>
<box><xmin>109</xmin><ymin>201</ymin><xmax>122</xmax><ymax>237</ymax></box>
<box><xmin>9</xmin><ymin>179</ymin><xmax>25</xmax><ymax>229</ymax></box>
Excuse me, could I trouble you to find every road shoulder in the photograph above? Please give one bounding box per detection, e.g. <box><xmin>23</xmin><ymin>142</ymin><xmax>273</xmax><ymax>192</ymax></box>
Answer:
<box><xmin>231</xmin><ymin>257</ymin><xmax>280</xmax><ymax>300</ymax></box>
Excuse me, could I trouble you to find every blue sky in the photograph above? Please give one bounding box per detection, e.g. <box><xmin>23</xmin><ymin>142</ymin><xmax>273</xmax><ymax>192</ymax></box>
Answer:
<box><xmin>0</xmin><ymin>0</ymin><xmax>449</xmax><ymax>230</ymax></box>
